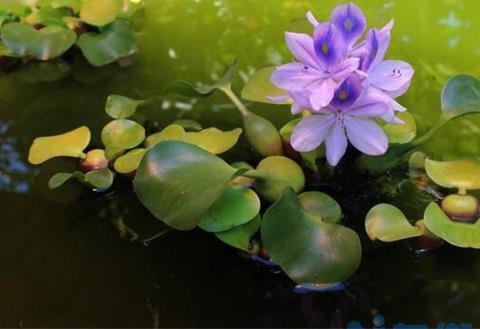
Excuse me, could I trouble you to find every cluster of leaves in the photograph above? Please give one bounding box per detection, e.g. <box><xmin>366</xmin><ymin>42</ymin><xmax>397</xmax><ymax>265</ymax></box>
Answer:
<box><xmin>0</xmin><ymin>0</ymin><xmax>143</xmax><ymax>71</ymax></box>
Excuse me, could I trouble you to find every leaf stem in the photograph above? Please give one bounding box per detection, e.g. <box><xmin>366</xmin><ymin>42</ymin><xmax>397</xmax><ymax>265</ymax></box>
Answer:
<box><xmin>411</xmin><ymin>115</ymin><xmax>450</xmax><ymax>147</ymax></box>
<box><xmin>218</xmin><ymin>85</ymin><xmax>251</xmax><ymax>117</ymax></box>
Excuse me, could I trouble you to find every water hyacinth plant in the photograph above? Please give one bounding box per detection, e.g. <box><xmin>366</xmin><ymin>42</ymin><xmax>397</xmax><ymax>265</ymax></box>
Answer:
<box><xmin>26</xmin><ymin>1</ymin><xmax>480</xmax><ymax>293</ymax></box>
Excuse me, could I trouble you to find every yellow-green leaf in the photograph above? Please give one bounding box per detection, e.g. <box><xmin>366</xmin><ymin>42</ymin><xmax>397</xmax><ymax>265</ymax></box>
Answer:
<box><xmin>28</xmin><ymin>126</ymin><xmax>91</xmax><ymax>165</ymax></box>
<box><xmin>184</xmin><ymin>127</ymin><xmax>242</xmax><ymax>154</ymax></box>
<box><xmin>425</xmin><ymin>158</ymin><xmax>480</xmax><ymax>191</ymax></box>
<box><xmin>113</xmin><ymin>148</ymin><xmax>146</xmax><ymax>174</ymax></box>
<box><xmin>241</xmin><ymin>67</ymin><xmax>290</xmax><ymax>104</ymax></box>
<box><xmin>80</xmin><ymin>0</ymin><xmax>121</xmax><ymax>26</ymax></box>
<box><xmin>145</xmin><ymin>124</ymin><xmax>186</xmax><ymax>148</ymax></box>
<box><xmin>382</xmin><ymin>112</ymin><xmax>417</xmax><ymax>144</ymax></box>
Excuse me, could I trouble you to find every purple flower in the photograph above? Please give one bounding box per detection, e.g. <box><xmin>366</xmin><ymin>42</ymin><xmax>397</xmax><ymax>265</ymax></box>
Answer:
<box><xmin>270</xmin><ymin>22</ymin><xmax>359</xmax><ymax>110</ymax></box>
<box><xmin>290</xmin><ymin>75</ymin><xmax>389</xmax><ymax>166</ymax></box>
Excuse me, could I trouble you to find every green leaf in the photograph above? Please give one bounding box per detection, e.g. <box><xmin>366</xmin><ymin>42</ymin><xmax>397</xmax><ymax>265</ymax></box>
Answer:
<box><xmin>29</xmin><ymin>6</ymin><xmax>71</xmax><ymax>27</ymax></box>
<box><xmin>78</xmin><ymin>19</ymin><xmax>137</xmax><ymax>67</ymax></box>
<box><xmin>79</xmin><ymin>0</ymin><xmax>121</xmax><ymax>26</ymax></box>
<box><xmin>48</xmin><ymin>171</ymin><xmax>84</xmax><ymax>189</ymax></box>
<box><xmin>382</xmin><ymin>112</ymin><xmax>417</xmax><ymax>144</ymax></box>
<box><xmin>215</xmin><ymin>215</ymin><xmax>260</xmax><ymax>252</ymax></box>
<box><xmin>145</xmin><ymin>124</ymin><xmax>185</xmax><ymax>147</ymax></box>
<box><xmin>356</xmin><ymin>143</ymin><xmax>415</xmax><ymax>175</ymax></box>
<box><xmin>0</xmin><ymin>1</ymin><xmax>30</xmax><ymax>16</ymax></box>
<box><xmin>1</xmin><ymin>23</ymin><xmax>76</xmax><ymax>60</ymax></box>
<box><xmin>101</xmin><ymin>119</ymin><xmax>145</xmax><ymax>150</ymax></box>
<box><xmin>247</xmin><ymin>156</ymin><xmax>305</xmax><ymax>202</ymax></box>
<box><xmin>299</xmin><ymin>191</ymin><xmax>342</xmax><ymax>224</ymax></box>
<box><xmin>28</xmin><ymin>126</ymin><xmax>90</xmax><ymax>165</ymax></box>
<box><xmin>105</xmin><ymin>94</ymin><xmax>147</xmax><ymax>119</ymax></box>
<box><xmin>116</xmin><ymin>0</ymin><xmax>144</xmax><ymax>19</ymax></box>
<box><xmin>261</xmin><ymin>189</ymin><xmax>362</xmax><ymax>284</ymax></box>
<box><xmin>173</xmin><ymin>119</ymin><xmax>202</xmax><ymax>131</ymax></box>
<box><xmin>424</xmin><ymin>202</ymin><xmax>480</xmax><ymax>249</ymax></box>
<box><xmin>37</xmin><ymin>0</ymin><xmax>81</xmax><ymax>12</ymax></box>
<box><xmin>241</xmin><ymin>66</ymin><xmax>289</xmax><ymax>104</ymax></box>
<box><xmin>365</xmin><ymin>204</ymin><xmax>423</xmax><ymax>242</ymax></box>
<box><xmin>441</xmin><ymin>74</ymin><xmax>480</xmax><ymax>120</ymax></box>
<box><xmin>425</xmin><ymin>158</ymin><xmax>480</xmax><ymax>191</ymax></box>
<box><xmin>242</xmin><ymin>111</ymin><xmax>283</xmax><ymax>157</ymax></box>
<box><xmin>113</xmin><ymin>148</ymin><xmax>145</xmax><ymax>174</ymax></box>
<box><xmin>84</xmin><ymin>168</ymin><xmax>114</xmax><ymax>189</ymax></box>
<box><xmin>165</xmin><ymin>60</ymin><xmax>236</xmax><ymax>98</ymax></box>
<box><xmin>199</xmin><ymin>186</ymin><xmax>260</xmax><ymax>232</ymax></box>
<box><xmin>133</xmin><ymin>141</ymin><xmax>244</xmax><ymax>230</ymax></box>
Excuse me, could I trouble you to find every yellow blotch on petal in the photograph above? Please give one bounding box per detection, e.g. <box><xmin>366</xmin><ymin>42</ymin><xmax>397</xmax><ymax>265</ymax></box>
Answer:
<box><xmin>28</xmin><ymin>126</ymin><xmax>91</xmax><ymax>165</ymax></box>
<box><xmin>321</xmin><ymin>42</ymin><xmax>329</xmax><ymax>55</ymax></box>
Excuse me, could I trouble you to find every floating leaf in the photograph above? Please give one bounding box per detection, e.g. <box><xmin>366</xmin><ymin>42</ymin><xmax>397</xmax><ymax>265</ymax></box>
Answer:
<box><xmin>26</xmin><ymin>7</ymin><xmax>70</xmax><ymax>27</ymax></box>
<box><xmin>199</xmin><ymin>185</ymin><xmax>260</xmax><ymax>232</ymax></box>
<box><xmin>242</xmin><ymin>111</ymin><xmax>283</xmax><ymax>157</ymax></box>
<box><xmin>78</xmin><ymin>19</ymin><xmax>136</xmax><ymax>66</ymax></box>
<box><xmin>133</xmin><ymin>141</ymin><xmax>244</xmax><ymax>230</ymax></box>
<box><xmin>247</xmin><ymin>156</ymin><xmax>304</xmax><ymax>202</ymax></box>
<box><xmin>79</xmin><ymin>0</ymin><xmax>121</xmax><ymax>26</ymax></box>
<box><xmin>0</xmin><ymin>0</ymin><xmax>30</xmax><ymax>15</ymax></box>
<box><xmin>113</xmin><ymin>148</ymin><xmax>145</xmax><ymax>174</ymax></box>
<box><xmin>101</xmin><ymin>119</ymin><xmax>145</xmax><ymax>150</ymax></box>
<box><xmin>37</xmin><ymin>0</ymin><xmax>81</xmax><ymax>12</ymax></box>
<box><xmin>84</xmin><ymin>167</ymin><xmax>114</xmax><ymax>189</ymax></box>
<box><xmin>48</xmin><ymin>171</ymin><xmax>84</xmax><ymax>189</ymax></box>
<box><xmin>425</xmin><ymin>158</ymin><xmax>480</xmax><ymax>191</ymax></box>
<box><xmin>105</xmin><ymin>94</ymin><xmax>147</xmax><ymax>119</ymax></box>
<box><xmin>382</xmin><ymin>112</ymin><xmax>417</xmax><ymax>144</ymax></box>
<box><xmin>365</xmin><ymin>204</ymin><xmax>423</xmax><ymax>242</ymax></box>
<box><xmin>299</xmin><ymin>191</ymin><xmax>342</xmax><ymax>224</ymax></box>
<box><xmin>230</xmin><ymin>162</ymin><xmax>254</xmax><ymax>186</ymax></box>
<box><xmin>261</xmin><ymin>189</ymin><xmax>362</xmax><ymax>284</ymax></box>
<box><xmin>145</xmin><ymin>124</ymin><xmax>185</xmax><ymax>147</ymax></box>
<box><xmin>441</xmin><ymin>74</ymin><xmax>480</xmax><ymax>120</ymax></box>
<box><xmin>1</xmin><ymin>23</ymin><xmax>76</xmax><ymax>60</ymax></box>
<box><xmin>241</xmin><ymin>67</ymin><xmax>289</xmax><ymax>104</ymax></box>
<box><xmin>215</xmin><ymin>215</ymin><xmax>260</xmax><ymax>252</ymax></box>
<box><xmin>184</xmin><ymin>127</ymin><xmax>242</xmax><ymax>154</ymax></box>
<box><xmin>173</xmin><ymin>119</ymin><xmax>202</xmax><ymax>131</ymax></box>
<box><xmin>117</xmin><ymin>0</ymin><xmax>144</xmax><ymax>19</ymax></box>
<box><xmin>28</xmin><ymin>126</ymin><xmax>90</xmax><ymax>165</ymax></box>
<box><xmin>424</xmin><ymin>202</ymin><xmax>480</xmax><ymax>249</ymax></box>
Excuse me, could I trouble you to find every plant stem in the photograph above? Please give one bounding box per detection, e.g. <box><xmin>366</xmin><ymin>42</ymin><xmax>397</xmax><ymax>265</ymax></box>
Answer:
<box><xmin>218</xmin><ymin>85</ymin><xmax>251</xmax><ymax>116</ymax></box>
<box><xmin>411</xmin><ymin>115</ymin><xmax>450</xmax><ymax>147</ymax></box>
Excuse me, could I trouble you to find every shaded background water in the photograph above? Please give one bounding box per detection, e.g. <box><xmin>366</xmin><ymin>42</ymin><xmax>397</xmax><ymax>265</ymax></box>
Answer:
<box><xmin>1</xmin><ymin>0</ymin><xmax>480</xmax><ymax>327</ymax></box>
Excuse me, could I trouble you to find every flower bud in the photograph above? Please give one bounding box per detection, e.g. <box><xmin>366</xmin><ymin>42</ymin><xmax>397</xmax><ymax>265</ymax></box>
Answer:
<box><xmin>80</xmin><ymin>149</ymin><xmax>109</xmax><ymax>171</ymax></box>
<box><xmin>441</xmin><ymin>193</ymin><xmax>479</xmax><ymax>223</ymax></box>
<box><xmin>242</xmin><ymin>112</ymin><xmax>283</xmax><ymax>157</ymax></box>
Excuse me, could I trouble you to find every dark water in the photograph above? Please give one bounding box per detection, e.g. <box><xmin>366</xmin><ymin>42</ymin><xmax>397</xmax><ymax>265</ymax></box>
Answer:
<box><xmin>1</xmin><ymin>0</ymin><xmax>480</xmax><ymax>327</ymax></box>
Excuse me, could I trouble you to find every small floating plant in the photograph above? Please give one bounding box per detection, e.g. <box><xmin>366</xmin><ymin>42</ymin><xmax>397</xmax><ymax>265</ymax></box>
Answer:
<box><xmin>0</xmin><ymin>0</ymin><xmax>143</xmax><ymax>72</ymax></box>
<box><xmin>26</xmin><ymin>2</ymin><xmax>480</xmax><ymax>292</ymax></box>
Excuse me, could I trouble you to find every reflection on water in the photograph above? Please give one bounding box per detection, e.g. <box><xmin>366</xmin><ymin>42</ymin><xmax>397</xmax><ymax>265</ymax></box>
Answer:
<box><xmin>0</xmin><ymin>0</ymin><xmax>480</xmax><ymax>327</ymax></box>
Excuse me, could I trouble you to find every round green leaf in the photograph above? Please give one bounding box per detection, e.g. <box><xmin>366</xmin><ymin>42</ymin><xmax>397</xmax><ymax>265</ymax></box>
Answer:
<box><xmin>199</xmin><ymin>186</ymin><xmax>260</xmax><ymax>232</ymax></box>
<box><xmin>173</xmin><ymin>119</ymin><xmax>202</xmax><ymax>131</ymax></box>
<box><xmin>1</xmin><ymin>23</ymin><xmax>76</xmax><ymax>60</ymax></box>
<box><xmin>105</xmin><ymin>94</ymin><xmax>147</xmax><ymax>119</ymax></box>
<box><xmin>48</xmin><ymin>171</ymin><xmax>84</xmax><ymax>189</ymax></box>
<box><xmin>441</xmin><ymin>74</ymin><xmax>480</xmax><ymax>120</ymax></box>
<box><xmin>424</xmin><ymin>202</ymin><xmax>480</xmax><ymax>249</ymax></box>
<box><xmin>79</xmin><ymin>0</ymin><xmax>121</xmax><ymax>26</ymax></box>
<box><xmin>84</xmin><ymin>168</ymin><xmax>114</xmax><ymax>189</ymax></box>
<box><xmin>241</xmin><ymin>67</ymin><xmax>290</xmax><ymax>104</ymax></box>
<box><xmin>133</xmin><ymin>141</ymin><xmax>243</xmax><ymax>231</ymax></box>
<box><xmin>78</xmin><ymin>19</ymin><xmax>137</xmax><ymax>67</ymax></box>
<box><xmin>382</xmin><ymin>111</ymin><xmax>417</xmax><ymax>144</ymax></box>
<box><xmin>113</xmin><ymin>148</ymin><xmax>145</xmax><ymax>174</ymax></box>
<box><xmin>261</xmin><ymin>189</ymin><xmax>362</xmax><ymax>284</ymax></box>
<box><xmin>299</xmin><ymin>191</ymin><xmax>342</xmax><ymax>224</ymax></box>
<box><xmin>215</xmin><ymin>215</ymin><xmax>260</xmax><ymax>252</ymax></box>
<box><xmin>37</xmin><ymin>0</ymin><xmax>81</xmax><ymax>12</ymax></box>
<box><xmin>365</xmin><ymin>204</ymin><xmax>423</xmax><ymax>242</ymax></box>
<box><xmin>101</xmin><ymin>119</ymin><xmax>145</xmax><ymax>150</ymax></box>
<box><xmin>248</xmin><ymin>156</ymin><xmax>305</xmax><ymax>202</ymax></box>
<box><xmin>425</xmin><ymin>157</ymin><xmax>480</xmax><ymax>190</ymax></box>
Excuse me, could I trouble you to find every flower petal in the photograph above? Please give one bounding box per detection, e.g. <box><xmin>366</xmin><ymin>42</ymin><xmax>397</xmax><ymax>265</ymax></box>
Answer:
<box><xmin>344</xmin><ymin>89</ymin><xmax>389</xmax><ymax>117</ymax></box>
<box><xmin>285</xmin><ymin>32</ymin><xmax>321</xmax><ymax>70</ymax></box>
<box><xmin>330</xmin><ymin>74</ymin><xmax>363</xmax><ymax>108</ymax></box>
<box><xmin>289</xmin><ymin>89</ymin><xmax>313</xmax><ymax>114</ymax></box>
<box><xmin>309</xmin><ymin>78</ymin><xmax>337</xmax><ymax>110</ymax></box>
<box><xmin>306</xmin><ymin>11</ymin><xmax>320</xmax><ymax>27</ymax></box>
<box><xmin>344</xmin><ymin>116</ymin><xmax>388</xmax><ymax>155</ymax></box>
<box><xmin>313</xmin><ymin>23</ymin><xmax>346</xmax><ymax>69</ymax></box>
<box><xmin>368</xmin><ymin>60</ymin><xmax>414</xmax><ymax>93</ymax></box>
<box><xmin>333</xmin><ymin>57</ymin><xmax>360</xmax><ymax>81</ymax></box>
<box><xmin>331</xmin><ymin>2</ymin><xmax>367</xmax><ymax>47</ymax></box>
<box><xmin>271</xmin><ymin>62</ymin><xmax>321</xmax><ymax>91</ymax></box>
<box><xmin>360</xmin><ymin>28</ymin><xmax>391</xmax><ymax>72</ymax></box>
<box><xmin>291</xmin><ymin>114</ymin><xmax>335</xmax><ymax>152</ymax></box>
<box><xmin>325</xmin><ymin>119</ymin><xmax>347</xmax><ymax>166</ymax></box>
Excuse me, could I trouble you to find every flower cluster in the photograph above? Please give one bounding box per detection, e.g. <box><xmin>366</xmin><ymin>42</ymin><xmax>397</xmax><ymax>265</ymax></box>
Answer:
<box><xmin>271</xmin><ymin>3</ymin><xmax>414</xmax><ymax>166</ymax></box>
